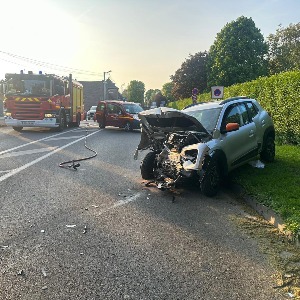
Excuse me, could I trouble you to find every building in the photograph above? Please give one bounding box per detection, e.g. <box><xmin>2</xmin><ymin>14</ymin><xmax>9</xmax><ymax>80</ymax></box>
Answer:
<box><xmin>80</xmin><ymin>79</ymin><xmax>121</xmax><ymax>111</ymax></box>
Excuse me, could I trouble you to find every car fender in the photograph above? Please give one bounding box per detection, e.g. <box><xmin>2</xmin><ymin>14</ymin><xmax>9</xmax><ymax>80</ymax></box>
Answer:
<box><xmin>200</xmin><ymin>149</ymin><xmax>228</xmax><ymax>178</ymax></box>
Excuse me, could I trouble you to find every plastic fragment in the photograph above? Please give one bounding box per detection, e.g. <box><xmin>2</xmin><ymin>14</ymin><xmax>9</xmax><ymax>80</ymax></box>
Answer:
<box><xmin>17</xmin><ymin>270</ymin><xmax>24</xmax><ymax>276</ymax></box>
<box><xmin>66</xmin><ymin>225</ymin><xmax>76</xmax><ymax>228</ymax></box>
<box><xmin>83</xmin><ymin>225</ymin><xmax>87</xmax><ymax>234</ymax></box>
<box><xmin>40</xmin><ymin>230</ymin><xmax>45</xmax><ymax>233</ymax></box>
<box><xmin>248</xmin><ymin>160</ymin><xmax>265</xmax><ymax>168</ymax></box>
<box><xmin>41</xmin><ymin>268</ymin><xmax>47</xmax><ymax>277</ymax></box>
<box><xmin>287</xmin><ymin>292</ymin><xmax>294</xmax><ymax>298</ymax></box>
<box><xmin>91</xmin><ymin>205</ymin><xmax>99</xmax><ymax>208</ymax></box>
<box><xmin>42</xmin><ymin>286</ymin><xmax>48</xmax><ymax>290</ymax></box>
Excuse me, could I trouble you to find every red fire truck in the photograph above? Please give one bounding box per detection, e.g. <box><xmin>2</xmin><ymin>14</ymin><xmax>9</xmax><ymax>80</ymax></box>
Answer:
<box><xmin>1</xmin><ymin>71</ymin><xmax>84</xmax><ymax>131</ymax></box>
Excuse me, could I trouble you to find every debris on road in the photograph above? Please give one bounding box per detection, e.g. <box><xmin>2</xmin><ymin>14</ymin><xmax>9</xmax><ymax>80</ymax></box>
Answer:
<box><xmin>41</xmin><ymin>267</ymin><xmax>47</xmax><ymax>277</ymax></box>
<box><xmin>17</xmin><ymin>270</ymin><xmax>24</xmax><ymax>276</ymax></box>
<box><xmin>66</xmin><ymin>225</ymin><xmax>76</xmax><ymax>228</ymax></box>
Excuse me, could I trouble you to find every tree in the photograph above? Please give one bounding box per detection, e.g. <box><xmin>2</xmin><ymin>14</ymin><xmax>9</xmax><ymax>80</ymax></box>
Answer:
<box><xmin>126</xmin><ymin>80</ymin><xmax>145</xmax><ymax>104</ymax></box>
<box><xmin>153</xmin><ymin>91</ymin><xmax>167</xmax><ymax>107</ymax></box>
<box><xmin>145</xmin><ymin>89</ymin><xmax>160</xmax><ymax>107</ymax></box>
<box><xmin>170</xmin><ymin>51</ymin><xmax>208</xmax><ymax>100</ymax></box>
<box><xmin>267</xmin><ymin>23</ymin><xmax>300</xmax><ymax>75</ymax></box>
<box><xmin>161</xmin><ymin>82</ymin><xmax>175</xmax><ymax>103</ymax></box>
<box><xmin>207</xmin><ymin>16</ymin><xmax>268</xmax><ymax>87</ymax></box>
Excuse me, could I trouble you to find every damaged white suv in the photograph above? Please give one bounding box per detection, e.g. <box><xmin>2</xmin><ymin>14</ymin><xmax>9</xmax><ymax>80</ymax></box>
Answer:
<box><xmin>134</xmin><ymin>97</ymin><xmax>275</xmax><ymax>197</ymax></box>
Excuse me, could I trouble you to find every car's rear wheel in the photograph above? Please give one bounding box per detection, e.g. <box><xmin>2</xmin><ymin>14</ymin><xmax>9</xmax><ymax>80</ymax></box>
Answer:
<box><xmin>98</xmin><ymin>119</ymin><xmax>105</xmax><ymax>129</ymax></box>
<box><xmin>13</xmin><ymin>126</ymin><xmax>23</xmax><ymax>132</ymax></box>
<box><xmin>200</xmin><ymin>160</ymin><xmax>221</xmax><ymax>197</ymax></box>
<box><xmin>141</xmin><ymin>152</ymin><xmax>156</xmax><ymax>180</ymax></box>
<box><xmin>260</xmin><ymin>136</ymin><xmax>275</xmax><ymax>162</ymax></box>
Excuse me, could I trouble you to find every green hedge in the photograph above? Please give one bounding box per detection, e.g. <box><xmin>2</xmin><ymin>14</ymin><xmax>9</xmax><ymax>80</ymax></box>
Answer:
<box><xmin>168</xmin><ymin>71</ymin><xmax>300</xmax><ymax>145</ymax></box>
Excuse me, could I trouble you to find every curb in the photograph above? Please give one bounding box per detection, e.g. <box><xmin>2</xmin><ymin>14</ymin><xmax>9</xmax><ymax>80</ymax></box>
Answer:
<box><xmin>229</xmin><ymin>183</ymin><xmax>299</xmax><ymax>247</ymax></box>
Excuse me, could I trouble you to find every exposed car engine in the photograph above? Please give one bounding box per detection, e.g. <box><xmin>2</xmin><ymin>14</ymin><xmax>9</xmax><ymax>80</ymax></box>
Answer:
<box><xmin>147</xmin><ymin>131</ymin><xmax>210</xmax><ymax>188</ymax></box>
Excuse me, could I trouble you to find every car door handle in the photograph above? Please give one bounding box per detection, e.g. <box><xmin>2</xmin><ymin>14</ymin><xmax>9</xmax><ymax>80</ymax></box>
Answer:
<box><xmin>249</xmin><ymin>130</ymin><xmax>254</xmax><ymax>137</ymax></box>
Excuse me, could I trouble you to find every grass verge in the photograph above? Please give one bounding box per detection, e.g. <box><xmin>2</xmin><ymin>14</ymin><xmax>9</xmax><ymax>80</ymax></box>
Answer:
<box><xmin>230</xmin><ymin>144</ymin><xmax>300</xmax><ymax>235</ymax></box>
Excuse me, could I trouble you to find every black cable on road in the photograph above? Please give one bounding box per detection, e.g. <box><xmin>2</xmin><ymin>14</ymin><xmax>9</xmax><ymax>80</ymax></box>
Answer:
<box><xmin>59</xmin><ymin>127</ymin><xmax>98</xmax><ymax>170</ymax></box>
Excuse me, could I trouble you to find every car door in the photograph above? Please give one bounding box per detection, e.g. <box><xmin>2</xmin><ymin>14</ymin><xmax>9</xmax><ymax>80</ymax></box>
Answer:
<box><xmin>105</xmin><ymin>103</ymin><xmax>122</xmax><ymax>127</ymax></box>
<box><xmin>96</xmin><ymin>102</ymin><xmax>106</xmax><ymax>123</ymax></box>
<box><xmin>220</xmin><ymin>103</ymin><xmax>258</xmax><ymax>169</ymax></box>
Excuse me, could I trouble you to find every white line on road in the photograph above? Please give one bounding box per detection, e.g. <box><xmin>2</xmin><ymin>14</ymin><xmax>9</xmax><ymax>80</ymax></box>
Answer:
<box><xmin>0</xmin><ymin>128</ymin><xmax>81</xmax><ymax>156</ymax></box>
<box><xmin>98</xmin><ymin>193</ymin><xmax>141</xmax><ymax>216</ymax></box>
<box><xmin>0</xmin><ymin>130</ymin><xmax>101</xmax><ymax>183</ymax></box>
<box><xmin>0</xmin><ymin>147</ymin><xmax>58</xmax><ymax>159</ymax></box>
<box><xmin>44</xmin><ymin>136</ymin><xmax>84</xmax><ymax>141</ymax></box>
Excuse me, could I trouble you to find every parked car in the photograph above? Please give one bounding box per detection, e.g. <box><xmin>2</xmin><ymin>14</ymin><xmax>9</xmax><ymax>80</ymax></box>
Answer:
<box><xmin>135</xmin><ymin>96</ymin><xmax>275</xmax><ymax>197</ymax></box>
<box><xmin>86</xmin><ymin>106</ymin><xmax>97</xmax><ymax>120</ymax></box>
<box><xmin>95</xmin><ymin>100</ymin><xmax>144</xmax><ymax>131</ymax></box>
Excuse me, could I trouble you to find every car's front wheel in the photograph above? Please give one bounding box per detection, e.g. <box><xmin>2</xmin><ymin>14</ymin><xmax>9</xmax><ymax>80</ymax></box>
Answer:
<box><xmin>141</xmin><ymin>152</ymin><xmax>156</xmax><ymax>180</ymax></box>
<box><xmin>124</xmin><ymin>122</ymin><xmax>133</xmax><ymax>132</ymax></box>
<box><xmin>200</xmin><ymin>160</ymin><xmax>221</xmax><ymax>197</ymax></box>
<box><xmin>260</xmin><ymin>136</ymin><xmax>275</xmax><ymax>162</ymax></box>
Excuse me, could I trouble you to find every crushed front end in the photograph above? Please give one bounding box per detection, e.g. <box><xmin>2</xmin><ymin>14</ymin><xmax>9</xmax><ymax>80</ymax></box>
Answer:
<box><xmin>134</xmin><ymin>107</ymin><xmax>211</xmax><ymax>190</ymax></box>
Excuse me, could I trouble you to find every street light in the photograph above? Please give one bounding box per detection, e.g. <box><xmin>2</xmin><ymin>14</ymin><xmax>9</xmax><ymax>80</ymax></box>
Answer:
<box><xmin>103</xmin><ymin>70</ymin><xmax>111</xmax><ymax>100</ymax></box>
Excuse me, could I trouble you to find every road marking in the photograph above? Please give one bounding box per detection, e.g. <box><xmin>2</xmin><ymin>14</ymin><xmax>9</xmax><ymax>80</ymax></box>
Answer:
<box><xmin>44</xmin><ymin>136</ymin><xmax>84</xmax><ymax>141</ymax></box>
<box><xmin>98</xmin><ymin>193</ymin><xmax>141</xmax><ymax>216</ymax></box>
<box><xmin>0</xmin><ymin>147</ymin><xmax>58</xmax><ymax>159</ymax></box>
<box><xmin>0</xmin><ymin>128</ymin><xmax>80</xmax><ymax>156</ymax></box>
<box><xmin>0</xmin><ymin>130</ymin><xmax>101</xmax><ymax>183</ymax></box>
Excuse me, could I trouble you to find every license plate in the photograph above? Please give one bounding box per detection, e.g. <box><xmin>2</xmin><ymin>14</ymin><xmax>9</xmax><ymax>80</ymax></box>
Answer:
<box><xmin>21</xmin><ymin>121</ymin><xmax>35</xmax><ymax>125</ymax></box>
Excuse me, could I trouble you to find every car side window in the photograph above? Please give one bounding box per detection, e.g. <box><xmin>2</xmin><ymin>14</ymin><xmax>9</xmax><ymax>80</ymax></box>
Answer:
<box><xmin>97</xmin><ymin>103</ymin><xmax>105</xmax><ymax>111</ymax></box>
<box><xmin>114</xmin><ymin>105</ymin><xmax>122</xmax><ymax>115</ymax></box>
<box><xmin>239</xmin><ymin>103</ymin><xmax>251</xmax><ymax>125</ymax></box>
<box><xmin>224</xmin><ymin>105</ymin><xmax>242</xmax><ymax>126</ymax></box>
<box><xmin>246</xmin><ymin>102</ymin><xmax>259</xmax><ymax>120</ymax></box>
<box><xmin>107</xmin><ymin>104</ymin><xmax>115</xmax><ymax>113</ymax></box>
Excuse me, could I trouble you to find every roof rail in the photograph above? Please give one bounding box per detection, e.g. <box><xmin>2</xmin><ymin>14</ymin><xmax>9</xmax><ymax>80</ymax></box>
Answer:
<box><xmin>219</xmin><ymin>96</ymin><xmax>249</xmax><ymax>105</ymax></box>
<box><xmin>182</xmin><ymin>102</ymin><xmax>206</xmax><ymax>110</ymax></box>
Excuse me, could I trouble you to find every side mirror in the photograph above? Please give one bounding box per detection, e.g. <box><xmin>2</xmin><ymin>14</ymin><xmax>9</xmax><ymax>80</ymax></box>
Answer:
<box><xmin>226</xmin><ymin>122</ymin><xmax>239</xmax><ymax>132</ymax></box>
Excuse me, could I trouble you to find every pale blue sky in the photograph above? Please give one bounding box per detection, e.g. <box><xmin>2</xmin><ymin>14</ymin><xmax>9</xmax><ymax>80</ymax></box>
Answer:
<box><xmin>0</xmin><ymin>0</ymin><xmax>299</xmax><ymax>91</ymax></box>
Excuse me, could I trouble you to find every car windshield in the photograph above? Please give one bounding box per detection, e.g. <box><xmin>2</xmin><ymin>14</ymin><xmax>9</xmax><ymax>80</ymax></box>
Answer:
<box><xmin>184</xmin><ymin>107</ymin><xmax>222</xmax><ymax>133</ymax></box>
<box><xmin>124</xmin><ymin>104</ymin><xmax>143</xmax><ymax>114</ymax></box>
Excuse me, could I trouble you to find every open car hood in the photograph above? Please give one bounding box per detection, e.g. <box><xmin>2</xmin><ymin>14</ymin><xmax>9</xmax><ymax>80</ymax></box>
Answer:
<box><xmin>137</xmin><ymin>107</ymin><xmax>210</xmax><ymax>150</ymax></box>
<box><xmin>139</xmin><ymin>107</ymin><xmax>209</xmax><ymax>134</ymax></box>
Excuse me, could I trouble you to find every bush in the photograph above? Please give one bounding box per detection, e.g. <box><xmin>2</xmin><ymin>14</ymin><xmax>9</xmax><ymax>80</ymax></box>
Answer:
<box><xmin>168</xmin><ymin>71</ymin><xmax>300</xmax><ymax>145</ymax></box>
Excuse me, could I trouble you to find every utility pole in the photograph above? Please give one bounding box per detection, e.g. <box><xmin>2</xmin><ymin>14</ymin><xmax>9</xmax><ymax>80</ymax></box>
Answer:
<box><xmin>103</xmin><ymin>70</ymin><xmax>111</xmax><ymax>100</ymax></box>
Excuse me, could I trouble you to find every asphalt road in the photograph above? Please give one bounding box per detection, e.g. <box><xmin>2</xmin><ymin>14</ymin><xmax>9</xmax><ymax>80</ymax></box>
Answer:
<box><xmin>0</xmin><ymin>122</ymin><xmax>286</xmax><ymax>299</ymax></box>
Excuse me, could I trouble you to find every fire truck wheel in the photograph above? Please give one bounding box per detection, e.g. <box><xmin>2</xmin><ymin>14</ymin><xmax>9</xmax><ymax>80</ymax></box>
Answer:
<box><xmin>74</xmin><ymin>113</ymin><xmax>81</xmax><ymax>127</ymax></box>
<box><xmin>57</xmin><ymin>112</ymin><xmax>65</xmax><ymax>132</ymax></box>
<box><xmin>13</xmin><ymin>126</ymin><xmax>23</xmax><ymax>132</ymax></box>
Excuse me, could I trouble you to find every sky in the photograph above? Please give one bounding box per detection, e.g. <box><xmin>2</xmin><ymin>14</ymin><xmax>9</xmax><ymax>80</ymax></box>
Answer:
<box><xmin>0</xmin><ymin>0</ymin><xmax>299</xmax><ymax>92</ymax></box>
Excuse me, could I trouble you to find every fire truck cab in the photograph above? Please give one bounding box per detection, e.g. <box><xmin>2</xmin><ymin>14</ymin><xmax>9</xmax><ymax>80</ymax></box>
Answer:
<box><xmin>1</xmin><ymin>71</ymin><xmax>84</xmax><ymax>131</ymax></box>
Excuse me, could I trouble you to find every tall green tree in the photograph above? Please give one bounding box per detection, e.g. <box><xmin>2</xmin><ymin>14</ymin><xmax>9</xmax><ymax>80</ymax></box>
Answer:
<box><xmin>127</xmin><ymin>80</ymin><xmax>145</xmax><ymax>104</ymax></box>
<box><xmin>162</xmin><ymin>82</ymin><xmax>175</xmax><ymax>103</ymax></box>
<box><xmin>170</xmin><ymin>51</ymin><xmax>208</xmax><ymax>100</ymax></box>
<box><xmin>207</xmin><ymin>16</ymin><xmax>268</xmax><ymax>87</ymax></box>
<box><xmin>267</xmin><ymin>23</ymin><xmax>300</xmax><ymax>75</ymax></box>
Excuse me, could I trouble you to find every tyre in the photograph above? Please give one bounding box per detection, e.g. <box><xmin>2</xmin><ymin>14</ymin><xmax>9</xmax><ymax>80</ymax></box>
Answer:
<box><xmin>200</xmin><ymin>159</ymin><xmax>221</xmax><ymax>197</ymax></box>
<box><xmin>13</xmin><ymin>126</ymin><xmax>23</xmax><ymax>132</ymax></box>
<box><xmin>74</xmin><ymin>113</ymin><xmax>80</xmax><ymax>127</ymax></box>
<box><xmin>56</xmin><ymin>112</ymin><xmax>65</xmax><ymax>132</ymax></box>
<box><xmin>141</xmin><ymin>152</ymin><xmax>156</xmax><ymax>180</ymax></box>
<box><xmin>260</xmin><ymin>136</ymin><xmax>275</xmax><ymax>162</ymax></box>
<box><xmin>124</xmin><ymin>122</ymin><xmax>133</xmax><ymax>132</ymax></box>
<box><xmin>98</xmin><ymin>119</ymin><xmax>105</xmax><ymax>129</ymax></box>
